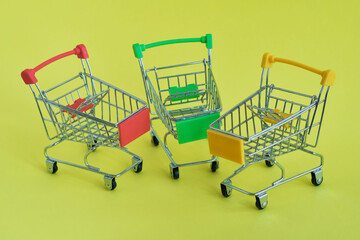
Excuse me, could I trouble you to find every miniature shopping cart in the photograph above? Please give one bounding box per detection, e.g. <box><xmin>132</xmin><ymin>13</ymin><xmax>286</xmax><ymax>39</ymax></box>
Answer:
<box><xmin>208</xmin><ymin>53</ymin><xmax>335</xmax><ymax>209</ymax></box>
<box><xmin>21</xmin><ymin>44</ymin><xmax>150</xmax><ymax>190</ymax></box>
<box><xmin>133</xmin><ymin>34</ymin><xmax>221</xmax><ymax>179</ymax></box>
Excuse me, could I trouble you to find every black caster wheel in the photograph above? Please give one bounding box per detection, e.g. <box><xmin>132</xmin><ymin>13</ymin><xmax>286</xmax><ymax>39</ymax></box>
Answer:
<box><xmin>110</xmin><ymin>178</ymin><xmax>117</xmax><ymax>190</ymax></box>
<box><xmin>133</xmin><ymin>161</ymin><xmax>143</xmax><ymax>173</ymax></box>
<box><xmin>105</xmin><ymin>177</ymin><xmax>117</xmax><ymax>190</ymax></box>
<box><xmin>151</xmin><ymin>135</ymin><xmax>159</xmax><ymax>146</ymax></box>
<box><xmin>52</xmin><ymin>162</ymin><xmax>58</xmax><ymax>174</ymax></box>
<box><xmin>46</xmin><ymin>160</ymin><xmax>58</xmax><ymax>174</ymax></box>
<box><xmin>311</xmin><ymin>171</ymin><xmax>323</xmax><ymax>186</ymax></box>
<box><xmin>220</xmin><ymin>182</ymin><xmax>232</xmax><ymax>197</ymax></box>
<box><xmin>211</xmin><ymin>161</ymin><xmax>219</xmax><ymax>172</ymax></box>
<box><xmin>265</xmin><ymin>160</ymin><xmax>274</xmax><ymax>167</ymax></box>
<box><xmin>255</xmin><ymin>194</ymin><xmax>268</xmax><ymax>210</ymax></box>
<box><xmin>170</xmin><ymin>166</ymin><xmax>179</xmax><ymax>179</ymax></box>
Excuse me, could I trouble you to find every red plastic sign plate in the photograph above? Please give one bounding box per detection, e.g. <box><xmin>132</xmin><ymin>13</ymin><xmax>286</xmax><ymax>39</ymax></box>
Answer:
<box><xmin>118</xmin><ymin>108</ymin><xmax>150</xmax><ymax>147</ymax></box>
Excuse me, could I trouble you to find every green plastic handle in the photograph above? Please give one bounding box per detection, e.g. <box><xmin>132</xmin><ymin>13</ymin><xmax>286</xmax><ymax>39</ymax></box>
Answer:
<box><xmin>133</xmin><ymin>34</ymin><xmax>212</xmax><ymax>59</ymax></box>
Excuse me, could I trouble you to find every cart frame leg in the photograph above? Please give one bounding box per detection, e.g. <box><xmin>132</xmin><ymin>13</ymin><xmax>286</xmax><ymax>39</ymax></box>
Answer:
<box><xmin>220</xmin><ymin>148</ymin><xmax>324</xmax><ymax>208</ymax></box>
<box><xmin>150</xmin><ymin>117</ymin><xmax>219</xmax><ymax>178</ymax></box>
<box><xmin>43</xmin><ymin>138</ymin><xmax>143</xmax><ymax>189</ymax></box>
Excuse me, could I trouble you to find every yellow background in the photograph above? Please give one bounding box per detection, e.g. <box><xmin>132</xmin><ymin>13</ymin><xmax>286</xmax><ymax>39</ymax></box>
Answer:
<box><xmin>1</xmin><ymin>0</ymin><xmax>359</xmax><ymax>239</ymax></box>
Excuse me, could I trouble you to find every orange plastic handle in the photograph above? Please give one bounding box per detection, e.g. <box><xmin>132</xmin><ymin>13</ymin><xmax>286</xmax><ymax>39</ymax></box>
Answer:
<box><xmin>261</xmin><ymin>53</ymin><xmax>335</xmax><ymax>86</ymax></box>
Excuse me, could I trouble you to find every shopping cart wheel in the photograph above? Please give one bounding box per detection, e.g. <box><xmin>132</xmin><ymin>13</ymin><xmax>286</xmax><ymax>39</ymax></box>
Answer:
<box><xmin>255</xmin><ymin>193</ymin><xmax>268</xmax><ymax>210</ymax></box>
<box><xmin>133</xmin><ymin>161</ymin><xmax>143</xmax><ymax>173</ymax></box>
<box><xmin>169</xmin><ymin>164</ymin><xmax>179</xmax><ymax>179</ymax></box>
<box><xmin>220</xmin><ymin>180</ymin><xmax>232</xmax><ymax>197</ymax></box>
<box><xmin>265</xmin><ymin>160</ymin><xmax>274</xmax><ymax>167</ymax></box>
<box><xmin>46</xmin><ymin>159</ymin><xmax>58</xmax><ymax>174</ymax></box>
<box><xmin>311</xmin><ymin>170</ymin><xmax>323</xmax><ymax>186</ymax></box>
<box><xmin>104</xmin><ymin>176</ymin><xmax>117</xmax><ymax>190</ymax></box>
<box><xmin>151</xmin><ymin>135</ymin><xmax>159</xmax><ymax>146</ymax></box>
<box><xmin>211</xmin><ymin>160</ymin><xmax>219</xmax><ymax>172</ymax></box>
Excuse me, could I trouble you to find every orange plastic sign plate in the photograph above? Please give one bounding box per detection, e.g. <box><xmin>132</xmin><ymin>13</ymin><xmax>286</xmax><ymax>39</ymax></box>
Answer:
<box><xmin>207</xmin><ymin>129</ymin><xmax>245</xmax><ymax>165</ymax></box>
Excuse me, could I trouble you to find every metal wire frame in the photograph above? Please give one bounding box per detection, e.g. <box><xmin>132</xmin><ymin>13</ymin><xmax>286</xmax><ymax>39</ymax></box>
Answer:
<box><xmin>211</xmin><ymin>86</ymin><xmax>329</xmax><ymax>164</ymax></box>
<box><xmin>136</xmin><ymin>49</ymin><xmax>221</xmax><ymax>176</ymax></box>
<box><xmin>28</xmin><ymin>59</ymin><xmax>147</xmax><ymax>189</ymax></box>
<box><xmin>141</xmin><ymin>59</ymin><xmax>221</xmax><ymax>138</ymax></box>
<box><xmin>30</xmin><ymin>72</ymin><xmax>146</xmax><ymax>143</ymax></box>
<box><xmin>209</xmin><ymin>67</ymin><xmax>331</xmax><ymax>208</ymax></box>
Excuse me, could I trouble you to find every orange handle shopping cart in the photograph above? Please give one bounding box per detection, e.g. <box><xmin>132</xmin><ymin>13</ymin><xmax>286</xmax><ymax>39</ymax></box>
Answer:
<box><xmin>208</xmin><ymin>53</ymin><xmax>335</xmax><ymax>209</ymax></box>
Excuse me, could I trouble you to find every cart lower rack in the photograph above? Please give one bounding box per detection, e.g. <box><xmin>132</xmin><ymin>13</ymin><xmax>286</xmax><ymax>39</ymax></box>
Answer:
<box><xmin>21</xmin><ymin>44</ymin><xmax>150</xmax><ymax>190</ymax></box>
<box><xmin>208</xmin><ymin>53</ymin><xmax>335</xmax><ymax>209</ymax></box>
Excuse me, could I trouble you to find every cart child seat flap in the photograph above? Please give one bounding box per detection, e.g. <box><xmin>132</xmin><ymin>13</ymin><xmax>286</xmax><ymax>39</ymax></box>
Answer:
<box><xmin>263</xmin><ymin>109</ymin><xmax>292</xmax><ymax>128</ymax></box>
<box><xmin>176</xmin><ymin>112</ymin><xmax>220</xmax><ymax>144</ymax></box>
<box><xmin>63</xmin><ymin>98</ymin><xmax>94</xmax><ymax>118</ymax></box>
<box><xmin>207</xmin><ymin>129</ymin><xmax>245</xmax><ymax>165</ymax></box>
<box><xmin>168</xmin><ymin>84</ymin><xmax>200</xmax><ymax>102</ymax></box>
<box><xmin>118</xmin><ymin>108</ymin><xmax>150</xmax><ymax>147</ymax></box>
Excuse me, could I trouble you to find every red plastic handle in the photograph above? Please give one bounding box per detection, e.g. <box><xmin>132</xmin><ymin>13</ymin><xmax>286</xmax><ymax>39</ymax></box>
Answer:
<box><xmin>21</xmin><ymin>44</ymin><xmax>89</xmax><ymax>85</ymax></box>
